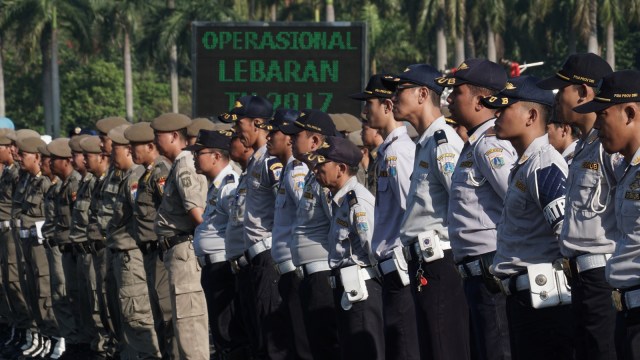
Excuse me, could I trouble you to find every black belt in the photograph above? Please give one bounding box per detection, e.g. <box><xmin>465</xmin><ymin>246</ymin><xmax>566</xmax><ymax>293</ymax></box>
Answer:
<box><xmin>42</xmin><ymin>238</ymin><xmax>55</xmax><ymax>250</ymax></box>
<box><xmin>92</xmin><ymin>240</ymin><xmax>106</xmax><ymax>252</ymax></box>
<box><xmin>160</xmin><ymin>234</ymin><xmax>193</xmax><ymax>252</ymax></box>
<box><xmin>139</xmin><ymin>241</ymin><xmax>159</xmax><ymax>255</ymax></box>
<box><xmin>59</xmin><ymin>244</ymin><xmax>74</xmax><ymax>253</ymax></box>
<box><xmin>73</xmin><ymin>242</ymin><xmax>93</xmax><ymax>254</ymax></box>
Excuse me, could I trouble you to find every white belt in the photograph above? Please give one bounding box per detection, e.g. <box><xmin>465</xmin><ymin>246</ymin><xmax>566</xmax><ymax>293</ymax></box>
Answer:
<box><xmin>0</xmin><ymin>221</ymin><xmax>11</xmax><ymax>230</ymax></box>
<box><xmin>379</xmin><ymin>258</ymin><xmax>399</xmax><ymax>275</ymax></box>
<box><xmin>197</xmin><ymin>253</ymin><xmax>227</xmax><ymax>267</ymax></box>
<box><xmin>247</xmin><ymin>237</ymin><xmax>272</xmax><ymax>259</ymax></box>
<box><xmin>440</xmin><ymin>240</ymin><xmax>451</xmax><ymax>251</ymax></box>
<box><xmin>296</xmin><ymin>261</ymin><xmax>331</xmax><ymax>278</ymax></box>
<box><xmin>457</xmin><ymin>259</ymin><xmax>482</xmax><ymax>279</ymax></box>
<box><xmin>18</xmin><ymin>229</ymin><xmax>30</xmax><ymax>239</ymax></box>
<box><xmin>329</xmin><ymin>266</ymin><xmax>380</xmax><ymax>289</ymax></box>
<box><xmin>500</xmin><ymin>274</ymin><xmax>530</xmax><ymax>296</ymax></box>
<box><xmin>275</xmin><ymin>260</ymin><xmax>297</xmax><ymax>275</ymax></box>
<box><xmin>576</xmin><ymin>253</ymin><xmax>611</xmax><ymax>273</ymax></box>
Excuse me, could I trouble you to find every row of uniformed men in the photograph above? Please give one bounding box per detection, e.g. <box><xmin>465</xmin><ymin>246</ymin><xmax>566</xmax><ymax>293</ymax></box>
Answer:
<box><xmin>193</xmin><ymin>53</ymin><xmax>640</xmax><ymax>360</ymax></box>
<box><xmin>0</xmin><ymin>114</ymin><xmax>235</xmax><ymax>359</ymax></box>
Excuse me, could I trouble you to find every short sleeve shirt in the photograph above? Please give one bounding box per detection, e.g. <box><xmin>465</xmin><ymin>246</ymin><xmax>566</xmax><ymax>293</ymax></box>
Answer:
<box><xmin>155</xmin><ymin>151</ymin><xmax>208</xmax><ymax>237</ymax></box>
<box><xmin>108</xmin><ymin>165</ymin><xmax>145</xmax><ymax>250</ymax></box>
<box><xmin>133</xmin><ymin>156</ymin><xmax>170</xmax><ymax>243</ymax></box>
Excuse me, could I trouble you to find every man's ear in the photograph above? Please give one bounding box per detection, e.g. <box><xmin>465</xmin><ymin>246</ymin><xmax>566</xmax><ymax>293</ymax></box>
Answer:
<box><xmin>624</xmin><ymin>104</ymin><xmax>637</xmax><ymax>125</ymax></box>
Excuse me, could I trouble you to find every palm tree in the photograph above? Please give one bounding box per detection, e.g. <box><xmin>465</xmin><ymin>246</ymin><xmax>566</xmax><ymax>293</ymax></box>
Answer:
<box><xmin>448</xmin><ymin>0</ymin><xmax>465</xmax><ymax>66</ymax></box>
<box><xmin>326</xmin><ymin>0</ymin><xmax>335</xmax><ymax>21</ymax></box>
<box><xmin>167</xmin><ymin>0</ymin><xmax>178</xmax><ymax>113</ymax></box>
<box><xmin>600</xmin><ymin>0</ymin><xmax>619</xmax><ymax>69</ymax></box>
<box><xmin>93</xmin><ymin>0</ymin><xmax>153</xmax><ymax>122</ymax></box>
<box><xmin>0</xmin><ymin>0</ymin><xmax>93</xmax><ymax>136</ymax></box>
<box><xmin>426</xmin><ymin>0</ymin><xmax>447</xmax><ymax>70</ymax></box>
<box><xmin>575</xmin><ymin>0</ymin><xmax>599</xmax><ymax>53</ymax></box>
<box><xmin>0</xmin><ymin>34</ymin><xmax>5</xmax><ymax>118</ymax></box>
<box><xmin>484</xmin><ymin>0</ymin><xmax>505</xmax><ymax>62</ymax></box>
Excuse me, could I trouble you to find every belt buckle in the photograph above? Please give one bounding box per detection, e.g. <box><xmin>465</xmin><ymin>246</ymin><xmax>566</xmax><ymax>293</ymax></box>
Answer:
<box><xmin>612</xmin><ymin>290</ymin><xmax>624</xmax><ymax>312</ymax></box>
<box><xmin>230</xmin><ymin>260</ymin><xmax>240</xmax><ymax>274</ymax></box>
<box><xmin>295</xmin><ymin>266</ymin><xmax>304</xmax><ymax>279</ymax></box>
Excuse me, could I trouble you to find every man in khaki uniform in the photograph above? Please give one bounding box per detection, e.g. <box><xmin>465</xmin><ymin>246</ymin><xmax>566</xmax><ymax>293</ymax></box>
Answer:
<box><xmin>67</xmin><ymin>134</ymin><xmax>103</xmax><ymax>357</ymax></box>
<box><xmin>47</xmin><ymin>138</ymin><xmax>82</xmax><ymax>357</ymax></box>
<box><xmin>15</xmin><ymin>136</ymin><xmax>54</xmax><ymax>357</ymax></box>
<box><xmin>151</xmin><ymin>113</ymin><xmax>209</xmax><ymax>359</ymax></box>
<box><xmin>0</xmin><ymin>129</ymin><xmax>39</xmax><ymax>357</ymax></box>
<box><xmin>93</xmin><ymin>116</ymin><xmax>129</xmax><ymax>356</ymax></box>
<box><xmin>38</xmin><ymin>143</ymin><xmax>65</xmax><ymax>359</ymax></box>
<box><xmin>107</xmin><ymin>124</ymin><xmax>161</xmax><ymax>359</ymax></box>
<box><xmin>126</xmin><ymin>122</ymin><xmax>177</xmax><ymax>358</ymax></box>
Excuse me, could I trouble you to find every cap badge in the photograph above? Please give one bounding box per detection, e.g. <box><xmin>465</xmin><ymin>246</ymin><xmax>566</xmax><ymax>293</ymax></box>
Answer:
<box><xmin>505</xmin><ymin>82</ymin><xmax>516</xmax><ymax>90</ymax></box>
<box><xmin>457</xmin><ymin>62</ymin><xmax>469</xmax><ymax>71</ymax></box>
<box><xmin>234</xmin><ymin>101</ymin><xmax>243</xmax><ymax>108</ymax></box>
<box><xmin>403</xmin><ymin>67</ymin><xmax>411</xmax><ymax>72</ymax></box>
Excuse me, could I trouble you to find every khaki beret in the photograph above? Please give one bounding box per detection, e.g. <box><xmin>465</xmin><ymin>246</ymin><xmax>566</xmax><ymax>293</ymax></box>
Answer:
<box><xmin>69</xmin><ymin>134</ymin><xmax>90</xmax><ymax>153</ymax></box>
<box><xmin>124</xmin><ymin>122</ymin><xmax>154</xmax><ymax>143</ymax></box>
<box><xmin>38</xmin><ymin>144</ymin><xmax>51</xmax><ymax>157</ymax></box>
<box><xmin>347</xmin><ymin>130</ymin><xmax>364</xmax><ymax>147</ymax></box>
<box><xmin>47</xmin><ymin>138</ymin><xmax>72</xmax><ymax>158</ymax></box>
<box><xmin>6</xmin><ymin>129</ymin><xmax>40</xmax><ymax>142</ymax></box>
<box><xmin>79</xmin><ymin>136</ymin><xmax>102</xmax><ymax>154</ymax></box>
<box><xmin>109</xmin><ymin>124</ymin><xmax>132</xmax><ymax>145</ymax></box>
<box><xmin>187</xmin><ymin>118</ymin><xmax>216</xmax><ymax>137</ymax></box>
<box><xmin>17</xmin><ymin>137</ymin><xmax>46</xmax><ymax>153</ymax></box>
<box><xmin>212</xmin><ymin>123</ymin><xmax>233</xmax><ymax>131</ymax></box>
<box><xmin>150</xmin><ymin>113</ymin><xmax>192</xmax><ymax>132</ymax></box>
<box><xmin>0</xmin><ymin>129</ymin><xmax>12</xmax><ymax>145</ymax></box>
<box><xmin>331</xmin><ymin>113</ymin><xmax>362</xmax><ymax>133</ymax></box>
<box><xmin>96</xmin><ymin>117</ymin><xmax>129</xmax><ymax>135</ymax></box>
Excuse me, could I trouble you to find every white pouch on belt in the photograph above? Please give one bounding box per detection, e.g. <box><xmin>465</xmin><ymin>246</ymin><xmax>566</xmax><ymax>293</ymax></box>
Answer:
<box><xmin>526</xmin><ymin>263</ymin><xmax>560</xmax><ymax>309</ymax></box>
<box><xmin>339</xmin><ymin>265</ymin><xmax>369</xmax><ymax>310</ymax></box>
<box><xmin>392</xmin><ymin>246</ymin><xmax>410</xmax><ymax>286</ymax></box>
<box><xmin>416</xmin><ymin>230</ymin><xmax>444</xmax><ymax>263</ymax></box>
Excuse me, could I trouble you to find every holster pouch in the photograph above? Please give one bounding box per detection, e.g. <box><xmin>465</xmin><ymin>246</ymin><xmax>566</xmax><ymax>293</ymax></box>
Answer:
<box><xmin>479</xmin><ymin>252</ymin><xmax>501</xmax><ymax>294</ymax></box>
<box><xmin>339</xmin><ymin>265</ymin><xmax>369</xmax><ymax>310</ymax></box>
<box><xmin>415</xmin><ymin>230</ymin><xmax>444</xmax><ymax>263</ymax></box>
<box><xmin>392</xmin><ymin>246</ymin><xmax>410</xmax><ymax>286</ymax></box>
<box><xmin>527</xmin><ymin>263</ymin><xmax>559</xmax><ymax>308</ymax></box>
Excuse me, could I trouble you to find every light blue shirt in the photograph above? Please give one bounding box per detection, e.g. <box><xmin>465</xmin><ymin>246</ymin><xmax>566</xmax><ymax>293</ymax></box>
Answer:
<box><xmin>372</xmin><ymin>125</ymin><xmax>415</xmax><ymax>260</ymax></box>
<box><xmin>328</xmin><ymin>176</ymin><xmax>376</xmax><ymax>268</ymax></box>
<box><xmin>491</xmin><ymin>135</ymin><xmax>568</xmax><ymax>277</ymax></box>
<box><xmin>226</xmin><ymin>171</ymin><xmax>248</xmax><ymax>259</ymax></box>
<box><xmin>400</xmin><ymin>116</ymin><xmax>463</xmax><ymax>246</ymax></box>
<box><xmin>448</xmin><ymin>119</ymin><xmax>517</xmax><ymax>262</ymax></box>
<box><xmin>194</xmin><ymin>164</ymin><xmax>239</xmax><ymax>257</ymax></box>
<box><xmin>271</xmin><ymin>157</ymin><xmax>308</xmax><ymax>264</ymax></box>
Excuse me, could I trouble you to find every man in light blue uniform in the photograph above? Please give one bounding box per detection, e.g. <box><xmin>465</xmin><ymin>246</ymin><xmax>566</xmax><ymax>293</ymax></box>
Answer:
<box><xmin>573</xmin><ymin>70</ymin><xmax>640</xmax><ymax>360</ymax></box>
<box><xmin>537</xmin><ymin>53</ymin><xmax>617</xmax><ymax>360</ymax></box>
<box><xmin>440</xmin><ymin>59</ymin><xmax>513</xmax><ymax>360</ymax></box>
<box><xmin>391</xmin><ymin>64</ymin><xmax>468</xmax><ymax>360</ymax></box>
<box><xmin>266</xmin><ymin>109</ymin><xmax>312</xmax><ymax>359</ymax></box>
<box><xmin>312</xmin><ymin>136</ymin><xmax>383</xmax><ymax>360</ymax></box>
<box><xmin>280</xmin><ymin>109</ymin><xmax>341</xmax><ymax>358</ymax></box>
<box><xmin>485</xmin><ymin>76</ymin><xmax>574</xmax><ymax>359</ymax></box>
<box><xmin>220</xmin><ymin>95</ymin><xmax>287</xmax><ymax>359</ymax></box>
<box><xmin>350</xmin><ymin>74</ymin><xmax>419</xmax><ymax>360</ymax></box>
<box><xmin>189</xmin><ymin>129</ymin><xmax>249</xmax><ymax>359</ymax></box>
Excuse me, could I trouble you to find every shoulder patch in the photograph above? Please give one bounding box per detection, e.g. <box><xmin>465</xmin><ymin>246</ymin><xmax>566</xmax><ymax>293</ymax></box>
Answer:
<box><xmin>130</xmin><ymin>182</ymin><xmax>139</xmax><ymax>199</ymax></box>
<box><xmin>180</xmin><ymin>174</ymin><xmax>192</xmax><ymax>188</ymax></box>
<box><xmin>485</xmin><ymin>148</ymin><xmax>506</xmax><ymax>169</ymax></box>
<box><xmin>266</xmin><ymin>157</ymin><xmax>283</xmax><ymax>184</ymax></box>
<box><xmin>346</xmin><ymin>190</ymin><xmax>358</xmax><ymax>208</ymax></box>
<box><xmin>434</xmin><ymin>130</ymin><xmax>448</xmax><ymax>146</ymax></box>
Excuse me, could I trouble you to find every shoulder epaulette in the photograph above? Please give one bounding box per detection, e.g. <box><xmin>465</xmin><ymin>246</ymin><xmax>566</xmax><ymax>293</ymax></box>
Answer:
<box><xmin>346</xmin><ymin>190</ymin><xmax>358</xmax><ymax>208</ymax></box>
<box><xmin>224</xmin><ymin>174</ymin><xmax>235</xmax><ymax>184</ymax></box>
<box><xmin>292</xmin><ymin>160</ymin><xmax>302</xmax><ymax>167</ymax></box>
<box><xmin>434</xmin><ymin>130</ymin><xmax>448</xmax><ymax>146</ymax></box>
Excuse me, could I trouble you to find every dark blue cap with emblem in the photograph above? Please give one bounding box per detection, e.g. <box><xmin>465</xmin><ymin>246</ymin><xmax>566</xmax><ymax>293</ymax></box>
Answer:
<box><xmin>435</xmin><ymin>58</ymin><xmax>507</xmax><ymax>91</ymax></box>
<box><xmin>349</xmin><ymin>74</ymin><xmax>397</xmax><ymax>100</ymax></box>
<box><xmin>537</xmin><ymin>53</ymin><xmax>613</xmax><ymax>90</ymax></box>
<box><xmin>279</xmin><ymin>109</ymin><xmax>338</xmax><ymax>136</ymax></box>
<box><xmin>184</xmin><ymin>129</ymin><xmax>233</xmax><ymax>152</ymax></box>
<box><xmin>309</xmin><ymin>136</ymin><xmax>362</xmax><ymax>168</ymax></box>
<box><xmin>218</xmin><ymin>95</ymin><xmax>273</xmax><ymax>123</ymax></box>
<box><xmin>573</xmin><ymin>70</ymin><xmax>640</xmax><ymax>114</ymax></box>
<box><xmin>480</xmin><ymin>75</ymin><xmax>554</xmax><ymax>109</ymax></box>
<box><xmin>384</xmin><ymin>64</ymin><xmax>444</xmax><ymax>95</ymax></box>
